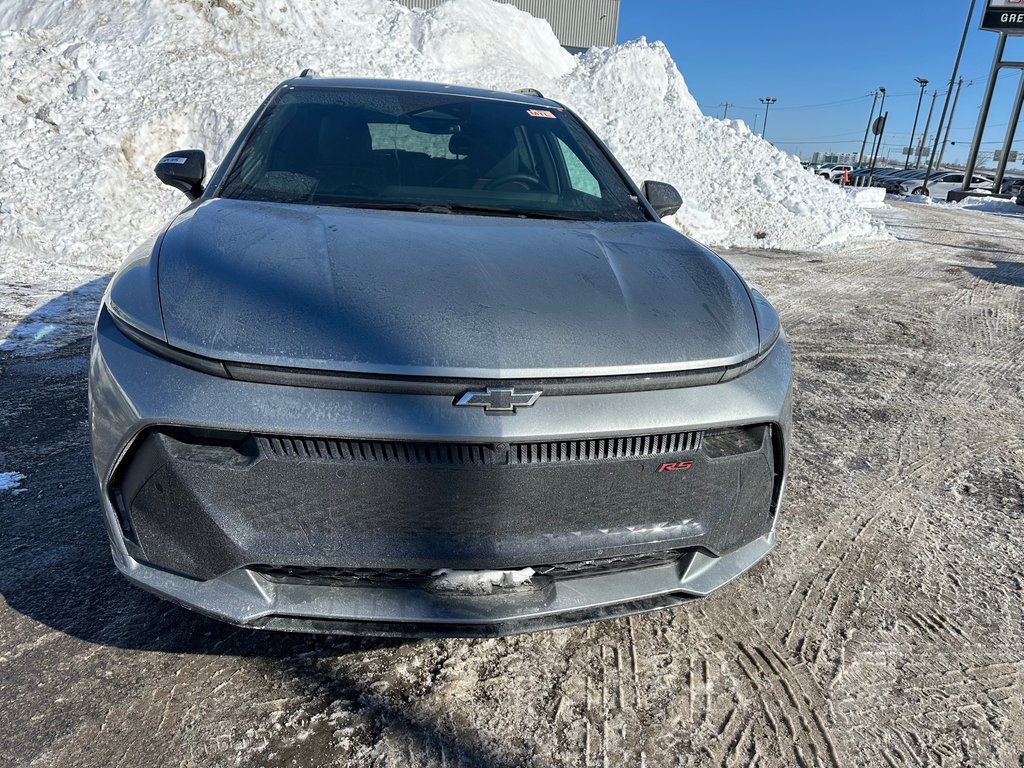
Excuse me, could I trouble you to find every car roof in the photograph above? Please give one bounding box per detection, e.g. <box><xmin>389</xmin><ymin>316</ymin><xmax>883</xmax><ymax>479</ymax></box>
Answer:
<box><xmin>280</xmin><ymin>76</ymin><xmax>563</xmax><ymax>109</ymax></box>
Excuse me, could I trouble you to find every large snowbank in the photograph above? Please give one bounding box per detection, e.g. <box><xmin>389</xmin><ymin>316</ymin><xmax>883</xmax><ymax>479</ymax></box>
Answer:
<box><xmin>0</xmin><ymin>0</ymin><xmax>885</xmax><ymax>288</ymax></box>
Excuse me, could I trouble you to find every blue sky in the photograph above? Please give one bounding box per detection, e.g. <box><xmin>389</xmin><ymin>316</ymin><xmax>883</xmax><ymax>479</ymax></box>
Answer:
<box><xmin>617</xmin><ymin>1</ymin><xmax>1024</xmax><ymax>166</ymax></box>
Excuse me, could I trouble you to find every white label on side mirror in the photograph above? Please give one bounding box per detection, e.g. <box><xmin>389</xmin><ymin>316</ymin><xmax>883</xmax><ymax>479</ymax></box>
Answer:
<box><xmin>158</xmin><ymin>157</ymin><xmax>189</xmax><ymax>165</ymax></box>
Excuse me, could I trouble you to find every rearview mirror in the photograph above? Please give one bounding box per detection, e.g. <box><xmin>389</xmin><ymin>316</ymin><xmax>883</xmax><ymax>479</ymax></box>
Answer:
<box><xmin>155</xmin><ymin>150</ymin><xmax>206</xmax><ymax>200</ymax></box>
<box><xmin>642</xmin><ymin>180</ymin><xmax>682</xmax><ymax>218</ymax></box>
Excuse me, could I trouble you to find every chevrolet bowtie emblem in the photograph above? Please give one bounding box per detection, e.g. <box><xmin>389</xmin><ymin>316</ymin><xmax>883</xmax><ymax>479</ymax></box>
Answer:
<box><xmin>454</xmin><ymin>387</ymin><xmax>542</xmax><ymax>414</ymax></box>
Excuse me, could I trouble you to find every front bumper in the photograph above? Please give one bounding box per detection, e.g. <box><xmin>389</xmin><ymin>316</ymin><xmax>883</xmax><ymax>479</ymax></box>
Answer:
<box><xmin>89</xmin><ymin>309</ymin><xmax>793</xmax><ymax>636</ymax></box>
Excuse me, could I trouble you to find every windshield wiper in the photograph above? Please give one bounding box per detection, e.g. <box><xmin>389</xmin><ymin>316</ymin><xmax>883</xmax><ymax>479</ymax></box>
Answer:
<box><xmin>327</xmin><ymin>201</ymin><xmax>426</xmax><ymax>212</ymax></box>
<box><xmin>322</xmin><ymin>200</ymin><xmax>587</xmax><ymax>221</ymax></box>
<box><xmin>423</xmin><ymin>203</ymin><xmax>585</xmax><ymax>221</ymax></box>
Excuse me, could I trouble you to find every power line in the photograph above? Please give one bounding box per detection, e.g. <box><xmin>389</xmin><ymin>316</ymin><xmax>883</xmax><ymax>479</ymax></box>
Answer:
<box><xmin>768</xmin><ymin>95</ymin><xmax>873</xmax><ymax>111</ymax></box>
<box><xmin>714</xmin><ymin>90</ymin><xmax>927</xmax><ymax>115</ymax></box>
<box><xmin>772</xmin><ymin>131</ymin><xmax>867</xmax><ymax>141</ymax></box>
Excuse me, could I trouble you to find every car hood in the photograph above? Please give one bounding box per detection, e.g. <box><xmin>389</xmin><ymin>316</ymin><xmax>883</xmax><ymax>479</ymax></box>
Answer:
<box><xmin>156</xmin><ymin>199</ymin><xmax>759</xmax><ymax>378</ymax></box>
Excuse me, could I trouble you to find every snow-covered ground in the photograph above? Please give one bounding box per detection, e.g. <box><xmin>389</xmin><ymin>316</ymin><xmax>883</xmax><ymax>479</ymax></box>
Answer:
<box><xmin>0</xmin><ymin>0</ymin><xmax>886</xmax><ymax>297</ymax></box>
<box><xmin>897</xmin><ymin>192</ymin><xmax>1024</xmax><ymax>216</ymax></box>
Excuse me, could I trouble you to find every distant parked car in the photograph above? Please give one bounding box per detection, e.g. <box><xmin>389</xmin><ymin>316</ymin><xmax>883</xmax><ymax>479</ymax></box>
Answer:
<box><xmin>1000</xmin><ymin>177</ymin><xmax>1024</xmax><ymax>197</ymax></box>
<box><xmin>823</xmin><ymin>164</ymin><xmax>854</xmax><ymax>182</ymax></box>
<box><xmin>844</xmin><ymin>167</ymin><xmax>873</xmax><ymax>183</ymax></box>
<box><xmin>901</xmin><ymin>173</ymin><xmax>992</xmax><ymax>197</ymax></box>
<box><xmin>881</xmin><ymin>169</ymin><xmax>943</xmax><ymax>194</ymax></box>
<box><xmin>846</xmin><ymin>167</ymin><xmax>898</xmax><ymax>187</ymax></box>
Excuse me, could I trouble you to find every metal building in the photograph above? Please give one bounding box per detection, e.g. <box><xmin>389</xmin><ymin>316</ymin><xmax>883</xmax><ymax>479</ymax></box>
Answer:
<box><xmin>395</xmin><ymin>0</ymin><xmax>619</xmax><ymax>53</ymax></box>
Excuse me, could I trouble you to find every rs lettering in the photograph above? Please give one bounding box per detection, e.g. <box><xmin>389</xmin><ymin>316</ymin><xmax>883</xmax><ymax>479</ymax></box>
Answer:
<box><xmin>658</xmin><ymin>461</ymin><xmax>693</xmax><ymax>473</ymax></box>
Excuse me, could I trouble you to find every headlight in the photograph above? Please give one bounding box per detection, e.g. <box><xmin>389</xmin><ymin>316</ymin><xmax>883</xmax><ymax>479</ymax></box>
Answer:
<box><xmin>717</xmin><ymin>287</ymin><xmax>782</xmax><ymax>383</ymax></box>
<box><xmin>749</xmin><ymin>287</ymin><xmax>782</xmax><ymax>356</ymax></box>
<box><xmin>104</xmin><ymin>306</ymin><xmax>228</xmax><ymax>377</ymax></box>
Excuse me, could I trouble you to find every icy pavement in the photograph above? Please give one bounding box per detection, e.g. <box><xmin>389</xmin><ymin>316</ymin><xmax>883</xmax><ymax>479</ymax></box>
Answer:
<box><xmin>0</xmin><ymin>278</ymin><xmax>107</xmax><ymax>356</ymax></box>
<box><xmin>0</xmin><ymin>200</ymin><xmax>1022</xmax><ymax>766</ymax></box>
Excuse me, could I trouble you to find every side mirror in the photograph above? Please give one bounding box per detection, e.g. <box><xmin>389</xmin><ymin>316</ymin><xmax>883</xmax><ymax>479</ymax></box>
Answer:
<box><xmin>642</xmin><ymin>180</ymin><xmax>682</xmax><ymax>218</ymax></box>
<box><xmin>155</xmin><ymin>150</ymin><xmax>206</xmax><ymax>200</ymax></box>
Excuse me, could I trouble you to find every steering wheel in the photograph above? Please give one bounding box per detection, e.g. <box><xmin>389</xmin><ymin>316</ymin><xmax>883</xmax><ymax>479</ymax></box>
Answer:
<box><xmin>483</xmin><ymin>173</ymin><xmax>544</xmax><ymax>191</ymax></box>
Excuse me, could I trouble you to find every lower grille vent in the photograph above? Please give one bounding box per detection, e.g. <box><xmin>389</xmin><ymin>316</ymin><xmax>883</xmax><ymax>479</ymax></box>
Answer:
<box><xmin>258</xmin><ymin>436</ymin><xmax>497</xmax><ymax>465</ymax></box>
<box><xmin>252</xmin><ymin>548</ymin><xmax>691</xmax><ymax>588</ymax></box>
<box><xmin>511</xmin><ymin>432</ymin><xmax>701</xmax><ymax>464</ymax></box>
<box><xmin>258</xmin><ymin>430</ymin><xmax>702</xmax><ymax>467</ymax></box>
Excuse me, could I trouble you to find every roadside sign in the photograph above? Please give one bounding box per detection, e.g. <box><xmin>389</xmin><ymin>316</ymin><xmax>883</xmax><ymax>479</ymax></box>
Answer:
<box><xmin>994</xmin><ymin>149</ymin><xmax>1019</xmax><ymax>161</ymax></box>
<box><xmin>872</xmin><ymin>115</ymin><xmax>886</xmax><ymax>135</ymax></box>
<box><xmin>981</xmin><ymin>0</ymin><xmax>1024</xmax><ymax>34</ymax></box>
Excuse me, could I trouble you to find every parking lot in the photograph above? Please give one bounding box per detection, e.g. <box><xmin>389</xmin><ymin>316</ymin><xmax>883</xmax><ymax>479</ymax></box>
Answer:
<box><xmin>810</xmin><ymin>160</ymin><xmax>1024</xmax><ymax>202</ymax></box>
<box><xmin>1</xmin><ymin>201</ymin><xmax>1022</xmax><ymax>767</ymax></box>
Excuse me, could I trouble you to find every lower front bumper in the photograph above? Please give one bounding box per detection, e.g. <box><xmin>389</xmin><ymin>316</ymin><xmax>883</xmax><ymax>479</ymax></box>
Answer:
<box><xmin>112</xmin><ymin>531</ymin><xmax>775</xmax><ymax>637</ymax></box>
<box><xmin>90</xmin><ymin>307</ymin><xmax>792</xmax><ymax>635</ymax></box>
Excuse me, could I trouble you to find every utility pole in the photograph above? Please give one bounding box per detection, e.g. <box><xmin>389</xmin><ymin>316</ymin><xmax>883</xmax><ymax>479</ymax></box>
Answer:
<box><xmin>867</xmin><ymin>90</ymin><xmax>887</xmax><ymax>170</ymax></box>
<box><xmin>905</xmin><ymin>77</ymin><xmax>929</xmax><ymax>169</ymax></box>
<box><xmin>759</xmin><ymin>97</ymin><xmax>777</xmax><ymax>141</ymax></box>
<box><xmin>935</xmin><ymin>78</ymin><xmax>969</xmax><ymax>176</ymax></box>
<box><xmin>859</xmin><ymin>89</ymin><xmax>882</xmax><ymax>164</ymax></box>
<box><xmin>922</xmin><ymin>0</ymin><xmax>976</xmax><ymax>195</ymax></box>
<box><xmin>720</xmin><ymin>102</ymin><xmax>731</xmax><ymax>119</ymax></box>
<box><xmin>915</xmin><ymin>90</ymin><xmax>938</xmax><ymax>168</ymax></box>
<box><xmin>868</xmin><ymin>111</ymin><xmax>888</xmax><ymax>183</ymax></box>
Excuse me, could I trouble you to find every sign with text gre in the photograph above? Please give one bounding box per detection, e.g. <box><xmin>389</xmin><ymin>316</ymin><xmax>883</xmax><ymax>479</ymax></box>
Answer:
<box><xmin>982</xmin><ymin>0</ymin><xmax>1024</xmax><ymax>33</ymax></box>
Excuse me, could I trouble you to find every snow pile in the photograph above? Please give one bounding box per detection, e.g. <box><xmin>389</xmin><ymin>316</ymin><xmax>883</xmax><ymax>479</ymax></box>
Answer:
<box><xmin>0</xmin><ymin>0</ymin><xmax>885</xmax><ymax>289</ymax></box>
<box><xmin>843</xmin><ymin>186</ymin><xmax>886</xmax><ymax>210</ymax></box>
<box><xmin>950</xmin><ymin>197</ymin><xmax>1023</xmax><ymax>215</ymax></box>
<box><xmin>895</xmin><ymin>193</ymin><xmax>1024</xmax><ymax>216</ymax></box>
<box><xmin>431</xmin><ymin>567</ymin><xmax>535</xmax><ymax>594</ymax></box>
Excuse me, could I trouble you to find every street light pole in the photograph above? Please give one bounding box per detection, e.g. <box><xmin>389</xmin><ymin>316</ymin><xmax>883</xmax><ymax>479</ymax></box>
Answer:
<box><xmin>905</xmin><ymin>77</ymin><xmax>929</xmax><ymax>169</ymax></box>
<box><xmin>868</xmin><ymin>88</ymin><xmax>887</xmax><ymax>170</ymax></box>
<box><xmin>759</xmin><ymin>97</ymin><xmax>777</xmax><ymax>141</ymax></box>
<box><xmin>915</xmin><ymin>90</ymin><xmax>938</xmax><ymax>168</ymax></box>
<box><xmin>859</xmin><ymin>89</ymin><xmax>881</xmax><ymax>165</ymax></box>
<box><xmin>935</xmin><ymin>78</ymin><xmax>968</xmax><ymax>175</ymax></box>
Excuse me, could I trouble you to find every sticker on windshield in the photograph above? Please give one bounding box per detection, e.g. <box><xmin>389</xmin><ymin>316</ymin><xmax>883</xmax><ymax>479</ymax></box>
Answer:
<box><xmin>527</xmin><ymin>109</ymin><xmax>556</xmax><ymax>119</ymax></box>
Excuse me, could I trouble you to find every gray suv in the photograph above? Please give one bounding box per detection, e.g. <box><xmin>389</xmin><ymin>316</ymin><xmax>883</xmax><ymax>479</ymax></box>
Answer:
<box><xmin>89</xmin><ymin>77</ymin><xmax>792</xmax><ymax>636</ymax></box>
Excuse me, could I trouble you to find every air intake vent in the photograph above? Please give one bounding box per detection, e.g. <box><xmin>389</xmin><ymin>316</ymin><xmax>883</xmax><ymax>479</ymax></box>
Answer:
<box><xmin>258</xmin><ymin>431</ymin><xmax>702</xmax><ymax>467</ymax></box>
<box><xmin>258</xmin><ymin>436</ymin><xmax>497</xmax><ymax>465</ymax></box>
<box><xmin>510</xmin><ymin>432</ymin><xmax>701</xmax><ymax>465</ymax></box>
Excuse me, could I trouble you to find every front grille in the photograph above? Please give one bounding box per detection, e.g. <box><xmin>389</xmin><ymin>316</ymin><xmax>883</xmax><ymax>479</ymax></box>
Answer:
<box><xmin>255</xmin><ymin>565</ymin><xmax>435</xmax><ymax>585</ymax></box>
<box><xmin>511</xmin><ymin>432</ymin><xmax>701</xmax><ymax>464</ymax></box>
<box><xmin>257</xmin><ymin>430</ymin><xmax>703</xmax><ymax>467</ymax></box>
<box><xmin>258</xmin><ymin>436</ymin><xmax>498</xmax><ymax>465</ymax></box>
<box><xmin>252</xmin><ymin>548</ymin><xmax>691</xmax><ymax>589</ymax></box>
<box><xmin>532</xmin><ymin>548</ymin><xmax>690</xmax><ymax>576</ymax></box>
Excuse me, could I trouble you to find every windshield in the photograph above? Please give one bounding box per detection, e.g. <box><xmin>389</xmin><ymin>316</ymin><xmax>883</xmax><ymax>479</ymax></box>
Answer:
<box><xmin>218</xmin><ymin>87</ymin><xmax>647</xmax><ymax>222</ymax></box>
